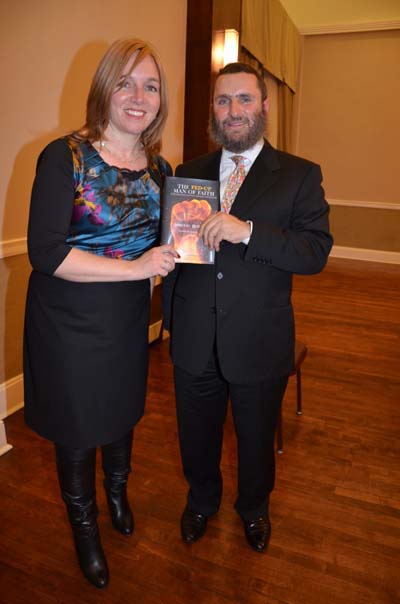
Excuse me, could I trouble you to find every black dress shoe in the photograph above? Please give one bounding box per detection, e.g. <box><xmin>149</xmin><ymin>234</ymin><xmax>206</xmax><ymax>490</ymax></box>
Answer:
<box><xmin>181</xmin><ymin>507</ymin><xmax>208</xmax><ymax>543</ymax></box>
<box><xmin>243</xmin><ymin>515</ymin><xmax>271</xmax><ymax>552</ymax></box>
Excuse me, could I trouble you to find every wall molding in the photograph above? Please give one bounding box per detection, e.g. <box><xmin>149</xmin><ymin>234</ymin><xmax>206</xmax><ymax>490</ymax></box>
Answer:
<box><xmin>328</xmin><ymin>198</ymin><xmax>400</xmax><ymax>211</ymax></box>
<box><xmin>0</xmin><ymin>237</ymin><xmax>27</xmax><ymax>259</ymax></box>
<box><xmin>0</xmin><ymin>374</ymin><xmax>24</xmax><ymax>420</ymax></box>
<box><xmin>300</xmin><ymin>20</ymin><xmax>400</xmax><ymax>36</ymax></box>
<box><xmin>331</xmin><ymin>245</ymin><xmax>400</xmax><ymax>265</ymax></box>
<box><xmin>0</xmin><ymin>421</ymin><xmax>13</xmax><ymax>456</ymax></box>
<box><xmin>0</xmin><ymin>374</ymin><xmax>23</xmax><ymax>456</ymax></box>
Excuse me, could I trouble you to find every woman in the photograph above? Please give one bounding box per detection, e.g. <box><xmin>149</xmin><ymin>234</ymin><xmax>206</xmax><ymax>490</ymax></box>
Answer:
<box><xmin>23</xmin><ymin>39</ymin><xmax>177</xmax><ymax>589</ymax></box>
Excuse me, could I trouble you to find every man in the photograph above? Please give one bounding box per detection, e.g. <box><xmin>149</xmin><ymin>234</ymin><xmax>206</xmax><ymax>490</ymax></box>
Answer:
<box><xmin>163</xmin><ymin>63</ymin><xmax>332</xmax><ymax>552</ymax></box>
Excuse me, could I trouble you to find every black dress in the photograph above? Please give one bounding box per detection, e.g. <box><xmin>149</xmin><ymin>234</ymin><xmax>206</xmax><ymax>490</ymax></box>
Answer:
<box><xmin>23</xmin><ymin>136</ymin><xmax>171</xmax><ymax>448</ymax></box>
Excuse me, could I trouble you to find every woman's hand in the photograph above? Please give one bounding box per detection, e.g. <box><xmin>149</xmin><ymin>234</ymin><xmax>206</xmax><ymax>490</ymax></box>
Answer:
<box><xmin>133</xmin><ymin>245</ymin><xmax>179</xmax><ymax>279</ymax></box>
<box><xmin>53</xmin><ymin>246</ymin><xmax>179</xmax><ymax>283</ymax></box>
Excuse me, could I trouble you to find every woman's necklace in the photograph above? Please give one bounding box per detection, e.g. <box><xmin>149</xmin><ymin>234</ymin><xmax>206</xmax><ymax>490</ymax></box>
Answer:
<box><xmin>96</xmin><ymin>139</ymin><xmax>145</xmax><ymax>169</ymax></box>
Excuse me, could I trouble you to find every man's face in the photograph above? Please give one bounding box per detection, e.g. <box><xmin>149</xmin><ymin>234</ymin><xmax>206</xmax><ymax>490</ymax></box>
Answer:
<box><xmin>210</xmin><ymin>72</ymin><xmax>269</xmax><ymax>153</ymax></box>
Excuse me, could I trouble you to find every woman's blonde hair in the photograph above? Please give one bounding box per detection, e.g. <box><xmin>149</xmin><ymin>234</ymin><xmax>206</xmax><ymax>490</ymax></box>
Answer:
<box><xmin>79</xmin><ymin>38</ymin><xmax>168</xmax><ymax>158</ymax></box>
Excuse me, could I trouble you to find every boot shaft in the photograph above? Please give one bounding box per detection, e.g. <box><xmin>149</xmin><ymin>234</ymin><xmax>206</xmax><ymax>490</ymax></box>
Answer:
<box><xmin>102</xmin><ymin>430</ymin><xmax>133</xmax><ymax>491</ymax></box>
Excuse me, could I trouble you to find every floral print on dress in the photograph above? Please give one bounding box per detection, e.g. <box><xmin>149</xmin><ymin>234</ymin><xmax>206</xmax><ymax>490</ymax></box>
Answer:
<box><xmin>65</xmin><ymin>135</ymin><xmax>171</xmax><ymax>260</ymax></box>
<box><xmin>71</xmin><ymin>183</ymin><xmax>105</xmax><ymax>225</ymax></box>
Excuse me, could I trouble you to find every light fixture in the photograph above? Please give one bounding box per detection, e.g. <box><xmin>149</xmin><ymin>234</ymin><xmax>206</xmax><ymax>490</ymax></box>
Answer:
<box><xmin>212</xmin><ymin>29</ymin><xmax>239</xmax><ymax>72</ymax></box>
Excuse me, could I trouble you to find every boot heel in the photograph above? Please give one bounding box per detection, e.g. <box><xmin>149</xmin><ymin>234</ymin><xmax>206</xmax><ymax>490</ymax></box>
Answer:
<box><xmin>102</xmin><ymin>431</ymin><xmax>134</xmax><ymax>536</ymax></box>
<box><xmin>104</xmin><ymin>480</ymin><xmax>134</xmax><ymax>535</ymax></box>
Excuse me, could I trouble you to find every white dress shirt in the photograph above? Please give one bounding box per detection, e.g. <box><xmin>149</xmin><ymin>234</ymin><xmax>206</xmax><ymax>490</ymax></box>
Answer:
<box><xmin>219</xmin><ymin>139</ymin><xmax>264</xmax><ymax>244</ymax></box>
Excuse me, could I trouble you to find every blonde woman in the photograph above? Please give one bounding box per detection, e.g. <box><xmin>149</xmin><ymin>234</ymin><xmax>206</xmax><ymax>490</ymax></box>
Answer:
<box><xmin>24</xmin><ymin>39</ymin><xmax>177</xmax><ymax>588</ymax></box>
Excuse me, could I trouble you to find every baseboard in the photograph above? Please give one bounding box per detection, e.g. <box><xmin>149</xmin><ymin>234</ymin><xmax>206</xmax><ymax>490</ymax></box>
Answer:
<box><xmin>0</xmin><ymin>374</ymin><xmax>24</xmax><ymax>420</ymax></box>
<box><xmin>0</xmin><ymin>375</ymin><xmax>20</xmax><ymax>455</ymax></box>
<box><xmin>331</xmin><ymin>245</ymin><xmax>400</xmax><ymax>265</ymax></box>
<box><xmin>0</xmin><ymin>421</ymin><xmax>13</xmax><ymax>456</ymax></box>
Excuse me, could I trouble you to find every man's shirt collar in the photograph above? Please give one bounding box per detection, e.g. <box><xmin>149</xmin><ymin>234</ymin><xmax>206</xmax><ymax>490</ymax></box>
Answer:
<box><xmin>221</xmin><ymin>139</ymin><xmax>264</xmax><ymax>169</ymax></box>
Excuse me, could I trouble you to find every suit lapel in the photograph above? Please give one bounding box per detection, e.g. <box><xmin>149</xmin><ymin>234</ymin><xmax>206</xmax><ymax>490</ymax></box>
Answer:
<box><xmin>194</xmin><ymin>149</ymin><xmax>221</xmax><ymax>182</ymax></box>
<box><xmin>229</xmin><ymin>142</ymin><xmax>281</xmax><ymax>218</ymax></box>
<box><xmin>208</xmin><ymin>150</ymin><xmax>222</xmax><ymax>181</ymax></box>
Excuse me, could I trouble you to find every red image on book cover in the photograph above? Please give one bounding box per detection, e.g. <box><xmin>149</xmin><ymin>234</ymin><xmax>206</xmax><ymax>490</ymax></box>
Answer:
<box><xmin>161</xmin><ymin>177</ymin><xmax>220</xmax><ymax>264</ymax></box>
<box><xmin>169</xmin><ymin>198</ymin><xmax>213</xmax><ymax>263</ymax></box>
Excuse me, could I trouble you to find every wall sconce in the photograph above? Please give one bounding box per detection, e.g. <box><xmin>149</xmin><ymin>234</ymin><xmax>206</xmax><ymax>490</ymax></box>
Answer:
<box><xmin>212</xmin><ymin>29</ymin><xmax>239</xmax><ymax>72</ymax></box>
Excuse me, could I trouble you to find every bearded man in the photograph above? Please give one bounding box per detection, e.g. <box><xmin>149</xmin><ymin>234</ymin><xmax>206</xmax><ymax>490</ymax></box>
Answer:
<box><xmin>163</xmin><ymin>62</ymin><xmax>333</xmax><ymax>552</ymax></box>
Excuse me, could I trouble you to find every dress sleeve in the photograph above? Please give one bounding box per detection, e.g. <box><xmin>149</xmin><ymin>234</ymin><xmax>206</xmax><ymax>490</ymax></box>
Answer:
<box><xmin>27</xmin><ymin>138</ymin><xmax>75</xmax><ymax>275</ymax></box>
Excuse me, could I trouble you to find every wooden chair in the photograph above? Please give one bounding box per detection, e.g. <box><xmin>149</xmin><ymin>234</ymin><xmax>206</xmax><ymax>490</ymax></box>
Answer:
<box><xmin>276</xmin><ymin>340</ymin><xmax>308</xmax><ymax>454</ymax></box>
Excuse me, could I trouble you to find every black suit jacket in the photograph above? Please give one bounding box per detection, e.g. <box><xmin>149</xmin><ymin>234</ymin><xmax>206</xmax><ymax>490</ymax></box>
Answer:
<box><xmin>163</xmin><ymin>141</ymin><xmax>333</xmax><ymax>383</ymax></box>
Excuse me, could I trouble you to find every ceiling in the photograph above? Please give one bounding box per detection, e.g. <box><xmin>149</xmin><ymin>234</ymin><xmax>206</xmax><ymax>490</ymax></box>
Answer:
<box><xmin>279</xmin><ymin>0</ymin><xmax>400</xmax><ymax>34</ymax></box>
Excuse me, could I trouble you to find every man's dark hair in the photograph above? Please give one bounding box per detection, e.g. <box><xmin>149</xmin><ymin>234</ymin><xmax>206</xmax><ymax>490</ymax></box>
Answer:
<box><xmin>217</xmin><ymin>62</ymin><xmax>267</xmax><ymax>101</ymax></box>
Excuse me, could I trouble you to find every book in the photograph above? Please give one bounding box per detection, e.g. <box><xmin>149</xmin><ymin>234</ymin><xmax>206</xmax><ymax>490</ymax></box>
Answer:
<box><xmin>161</xmin><ymin>176</ymin><xmax>220</xmax><ymax>264</ymax></box>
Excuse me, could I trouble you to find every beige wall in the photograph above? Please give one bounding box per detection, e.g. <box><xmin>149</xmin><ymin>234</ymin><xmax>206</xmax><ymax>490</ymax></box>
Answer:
<box><xmin>330</xmin><ymin>206</ymin><xmax>400</xmax><ymax>252</ymax></box>
<box><xmin>1</xmin><ymin>0</ymin><xmax>186</xmax><ymax>242</ymax></box>
<box><xmin>295</xmin><ymin>29</ymin><xmax>400</xmax><ymax>250</ymax></box>
<box><xmin>0</xmin><ymin>0</ymin><xmax>187</xmax><ymax>389</ymax></box>
<box><xmin>0</xmin><ymin>255</ymin><xmax>31</xmax><ymax>384</ymax></box>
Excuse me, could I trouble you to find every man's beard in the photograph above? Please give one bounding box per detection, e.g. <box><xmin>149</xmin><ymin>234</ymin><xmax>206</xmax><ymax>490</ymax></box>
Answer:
<box><xmin>209</xmin><ymin>109</ymin><xmax>267</xmax><ymax>153</ymax></box>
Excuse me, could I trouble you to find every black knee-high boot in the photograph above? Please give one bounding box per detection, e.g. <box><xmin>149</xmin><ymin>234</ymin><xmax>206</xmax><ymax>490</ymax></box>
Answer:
<box><xmin>55</xmin><ymin>444</ymin><xmax>109</xmax><ymax>589</ymax></box>
<box><xmin>102</xmin><ymin>430</ymin><xmax>134</xmax><ymax>536</ymax></box>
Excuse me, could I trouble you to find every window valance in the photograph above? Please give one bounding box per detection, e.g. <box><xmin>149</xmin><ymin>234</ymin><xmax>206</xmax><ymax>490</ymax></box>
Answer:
<box><xmin>241</xmin><ymin>0</ymin><xmax>301</xmax><ymax>92</ymax></box>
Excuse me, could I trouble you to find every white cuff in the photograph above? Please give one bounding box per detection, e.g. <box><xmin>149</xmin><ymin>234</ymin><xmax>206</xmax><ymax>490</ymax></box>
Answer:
<box><xmin>242</xmin><ymin>220</ymin><xmax>253</xmax><ymax>245</ymax></box>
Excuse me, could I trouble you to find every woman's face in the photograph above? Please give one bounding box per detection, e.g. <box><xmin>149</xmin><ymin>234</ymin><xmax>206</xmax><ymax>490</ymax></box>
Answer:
<box><xmin>107</xmin><ymin>53</ymin><xmax>161</xmax><ymax>140</ymax></box>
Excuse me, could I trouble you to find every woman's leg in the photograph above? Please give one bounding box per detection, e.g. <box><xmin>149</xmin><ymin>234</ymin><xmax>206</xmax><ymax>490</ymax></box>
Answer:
<box><xmin>55</xmin><ymin>444</ymin><xmax>109</xmax><ymax>588</ymax></box>
<box><xmin>101</xmin><ymin>430</ymin><xmax>134</xmax><ymax>536</ymax></box>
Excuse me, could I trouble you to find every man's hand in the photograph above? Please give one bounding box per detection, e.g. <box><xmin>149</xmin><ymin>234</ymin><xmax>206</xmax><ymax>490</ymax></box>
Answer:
<box><xmin>199</xmin><ymin>212</ymin><xmax>251</xmax><ymax>251</ymax></box>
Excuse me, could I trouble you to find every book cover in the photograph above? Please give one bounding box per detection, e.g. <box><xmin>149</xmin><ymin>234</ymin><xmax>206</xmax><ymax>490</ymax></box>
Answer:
<box><xmin>161</xmin><ymin>176</ymin><xmax>220</xmax><ymax>264</ymax></box>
